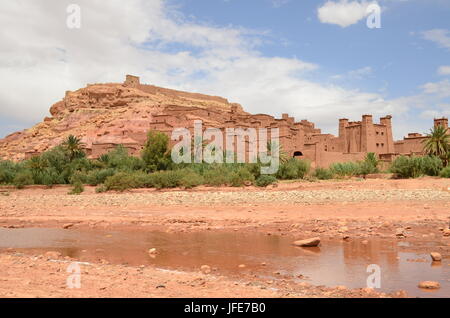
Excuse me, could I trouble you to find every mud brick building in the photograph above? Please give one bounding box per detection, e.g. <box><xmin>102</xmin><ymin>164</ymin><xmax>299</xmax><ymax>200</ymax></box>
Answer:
<box><xmin>394</xmin><ymin>117</ymin><xmax>449</xmax><ymax>156</ymax></box>
<box><xmin>1</xmin><ymin>75</ymin><xmax>447</xmax><ymax>168</ymax></box>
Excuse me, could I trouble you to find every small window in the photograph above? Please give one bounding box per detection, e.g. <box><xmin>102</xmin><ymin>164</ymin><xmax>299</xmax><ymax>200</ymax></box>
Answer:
<box><xmin>376</xmin><ymin>143</ymin><xmax>379</xmax><ymax>147</ymax></box>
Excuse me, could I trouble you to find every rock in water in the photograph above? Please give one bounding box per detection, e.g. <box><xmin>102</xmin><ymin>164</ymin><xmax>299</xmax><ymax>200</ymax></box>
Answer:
<box><xmin>45</xmin><ymin>251</ymin><xmax>62</xmax><ymax>259</ymax></box>
<box><xmin>430</xmin><ymin>252</ymin><xmax>442</xmax><ymax>262</ymax></box>
<box><xmin>200</xmin><ymin>265</ymin><xmax>211</xmax><ymax>274</ymax></box>
<box><xmin>395</xmin><ymin>228</ymin><xmax>405</xmax><ymax>238</ymax></box>
<box><xmin>418</xmin><ymin>281</ymin><xmax>441</xmax><ymax>290</ymax></box>
<box><xmin>293</xmin><ymin>237</ymin><xmax>321</xmax><ymax>247</ymax></box>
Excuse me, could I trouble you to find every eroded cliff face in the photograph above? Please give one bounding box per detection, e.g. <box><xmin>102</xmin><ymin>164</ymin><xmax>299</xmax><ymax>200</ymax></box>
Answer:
<box><xmin>0</xmin><ymin>78</ymin><xmax>244</xmax><ymax>161</ymax></box>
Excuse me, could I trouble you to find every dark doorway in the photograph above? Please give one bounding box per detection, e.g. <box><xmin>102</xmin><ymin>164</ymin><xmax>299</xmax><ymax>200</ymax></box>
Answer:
<box><xmin>293</xmin><ymin>151</ymin><xmax>303</xmax><ymax>157</ymax></box>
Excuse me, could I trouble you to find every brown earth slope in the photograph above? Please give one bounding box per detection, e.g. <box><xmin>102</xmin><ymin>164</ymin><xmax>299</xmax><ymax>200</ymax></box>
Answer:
<box><xmin>0</xmin><ymin>76</ymin><xmax>245</xmax><ymax>161</ymax></box>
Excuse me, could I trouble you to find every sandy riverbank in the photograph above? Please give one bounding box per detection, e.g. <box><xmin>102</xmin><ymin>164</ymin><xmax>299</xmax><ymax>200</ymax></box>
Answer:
<box><xmin>0</xmin><ymin>177</ymin><xmax>449</xmax><ymax>298</ymax></box>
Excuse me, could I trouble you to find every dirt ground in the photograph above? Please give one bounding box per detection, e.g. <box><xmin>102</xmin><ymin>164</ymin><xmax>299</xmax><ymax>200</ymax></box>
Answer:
<box><xmin>0</xmin><ymin>177</ymin><xmax>449</xmax><ymax>298</ymax></box>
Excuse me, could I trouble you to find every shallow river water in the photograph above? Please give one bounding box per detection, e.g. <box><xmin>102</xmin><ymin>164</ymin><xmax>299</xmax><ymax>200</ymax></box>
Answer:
<box><xmin>0</xmin><ymin>228</ymin><xmax>448</xmax><ymax>297</ymax></box>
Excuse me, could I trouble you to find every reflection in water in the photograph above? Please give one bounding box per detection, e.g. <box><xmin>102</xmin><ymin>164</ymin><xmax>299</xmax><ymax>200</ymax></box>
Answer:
<box><xmin>343</xmin><ymin>240</ymin><xmax>400</xmax><ymax>266</ymax></box>
<box><xmin>342</xmin><ymin>240</ymin><xmax>401</xmax><ymax>282</ymax></box>
<box><xmin>0</xmin><ymin>228</ymin><xmax>448</xmax><ymax>298</ymax></box>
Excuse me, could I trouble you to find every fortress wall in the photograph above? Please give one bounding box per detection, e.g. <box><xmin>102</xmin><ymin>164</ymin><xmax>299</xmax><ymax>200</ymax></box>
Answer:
<box><xmin>394</xmin><ymin>137</ymin><xmax>427</xmax><ymax>155</ymax></box>
<box><xmin>20</xmin><ymin>74</ymin><xmax>450</xmax><ymax>168</ymax></box>
<box><xmin>138</xmin><ymin>84</ymin><xmax>230</xmax><ymax>105</ymax></box>
<box><xmin>393</xmin><ymin>118</ymin><xmax>449</xmax><ymax>155</ymax></box>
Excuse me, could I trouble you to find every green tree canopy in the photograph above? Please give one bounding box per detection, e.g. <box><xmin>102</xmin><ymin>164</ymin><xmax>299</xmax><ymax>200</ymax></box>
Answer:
<box><xmin>62</xmin><ymin>135</ymin><xmax>86</xmax><ymax>161</ymax></box>
<box><xmin>141</xmin><ymin>131</ymin><xmax>172</xmax><ymax>172</ymax></box>
<box><xmin>423</xmin><ymin>125</ymin><xmax>450</xmax><ymax>166</ymax></box>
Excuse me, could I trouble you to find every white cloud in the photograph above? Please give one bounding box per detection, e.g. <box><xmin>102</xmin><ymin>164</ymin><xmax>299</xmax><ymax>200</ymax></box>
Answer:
<box><xmin>438</xmin><ymin>65</ymin><xmax>450</xmax><ymax>76</ymax></box>
<box><xmin>420</xmin><ymin>109</ymin><xmax>450</xmax><ymax>120</ymax></box>
<box><xmin>317</xmin><ymin>0</ymin><xmax>374</xmax><ymax>28</ymax></box>
<box><xmin>332</xmin><ymin>66</ymin><xmax>373</xmax><ymax>80</ymax></box>
<box><xmin>421</xmin><ymin>79</ymin><xmax>450</xmax><ymax>98</ymax></box>
<box><xmin>388</xmin><ymin>80</ymin><xmax>450</xmax><ymax>136</ymax></box>
<box><xmin>422</xmin><ymin>29</ymin><xmax>450</xmax><ymax>50</ymax></box>
<box><xmin>0</xmin><ymin>0</ymin><xmax>444</xmax><ymax>140</ymax></box>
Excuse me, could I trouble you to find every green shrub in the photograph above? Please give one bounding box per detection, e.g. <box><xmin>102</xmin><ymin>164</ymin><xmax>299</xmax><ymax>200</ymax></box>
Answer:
<box><xmin>38</xmin><ymin>168</ymin><xmax>64</xmax><ymax>187</ymax></box>
<box><xmin>359</xmin><ymin>153</ymin><xmax>380</xmax><ymax>176</ymax></box>
<box><xmin>39</xmin><ymin>146</ymin><xmax>69</xmax><ymax>174</ymax></box>
<box><xmin>0</xmin><ymin>168</ymin><xmax>13</xmax><ymax>184</ymax></box>
<box><xmin>26</xmin><ymin>156</ymin><xmax>48</xmax><ymax>181</ymax></box>
<box><xmin>330</xmin><ymin>162</ymin><xmax>361</xmax><ymax>177</ymax></box>
<box><xmin>177</xmin><ymin>163</ymin><xmax>261</xmax><ymax>187</ymax></box>
<box><xmin>390</xmin><ymin>155</ymin><xmax>443</xmax><ymax>178</ymax></box>
<box><xmin>68</xmin><ymin>171</ymin><xmax>85</xmax><ymax>194</ymax></box>
<box><xmin>159</xmin><ymin>170</ymin><xmax>184</xmax><ymax>188</ymax></box>
<box><xmin>358</xmin><ymin>161</ymin><xmax>378</xmax><ymax>176</ymax></box>
<box><xmin>0</xmin><ymin>160</ymin><xmax>18</xmax><ymax>184</ymax></box>
<box><xmin>245</xmin><ymin>163</ymin><xmax>263</xmax><ymax>179</ymax></box>
<box><xmin>103</xmin><ymin>145</ymin><xmax>145</xmax><ymax>171</ymax></box>
<box><xmin>389</xmin><ymin>156</ymin><xmax>412</xmax><ymax>178</ymax></box>
<box><xmin>440</xmin><ymin>166</ymin><xmax>450</xmax><ymax>178</ymax></box>
<box><xmin>13</xmin><ymin>170</ymin><xmax>34</xmax><ymax>189</ymax></box>
<box><xmin>143</xmin><ymin>170</ymin><xmax>184</xmax><ymax>189</ymax></box>
<box><xmin>36</xmin><ymin>146</ymin><xmax>62</xmax><ymax>162</ymax></box>
<box><xmin>68</xmin><ymin>181</ymin><xmax>84</xmax><ymax>195</ymax></box>
<box><xmin>421</xmin><ymin>155</ymin><xmax>443</xmax><ymax>176</ymax></box>
<box><xmin>313</xmin><ymin>168</ymin><xmax>334</xmax><ymax>180</ymax></box>
<box><xmin>141</xmin><ymin>131</ymin><xmax>172</xmax><ymax>172</ymax></box>
<box><xmin>95</xmin><ymin>184</ymin><xmax>107</xmax><ymax>193</ymax></box>
<box><xmin>24</xmin><ymin>147</ymin><xmax>80</xmax><ymax>185</ymax></box>
<box><xmin>85</xmin><ymin>168</ymin><xmax>116</xmax><ymax>186</ymax></box>
<box><xmin>179</xmin><ymin>170</ymin><xmax>204</xmax><ymax>189</ymax></box>
<box><xmin>229</xmin><ymin>167</ymin><xmax>255</xmax><ymax>187</ymax></box>
<box><xmin>202</xmin><ymin>166</ymin><xmax>230</xmax><ymax>186</ymax></box>
<box><xmin>364</xmin><ymin>152</ymin><xmax>379</xmax><ymax>169</ymax></box>
<box><xmin>255</xmin><ymin>175</ymin><xmax>277</xmax><ymax>187</ymax></box>
<box><xmin>276</xmin><ymin>159</ymin><xmax>310</xmax><ymax>180</ymax></box>
<box><xmin>125</xmin><ymin>171</ymin><xmax>151</xmax><ymax>188</ymax></box>
<box><xmin>61</xmin><ymin>157</ymin><xmax>94</xmax><ymax>181</ymax></box>
<box><xmin>103</xmin><ymin>172</ymin><xmax>140</xmax><ymax>191</ymax></box>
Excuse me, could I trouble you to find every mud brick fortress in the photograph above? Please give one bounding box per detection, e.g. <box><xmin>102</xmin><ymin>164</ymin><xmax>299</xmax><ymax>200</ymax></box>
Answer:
<box><xmin>0</xmin><ymin>75</ymin><xmax>448</xmax><ymax>168</ymax></box>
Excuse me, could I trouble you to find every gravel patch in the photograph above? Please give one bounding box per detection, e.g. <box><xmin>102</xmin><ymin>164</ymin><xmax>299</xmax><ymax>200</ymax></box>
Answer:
<box><xmin>1</xmin><ymin>189</ymin><xmax>449</xmax><ymax>208</ymax></box>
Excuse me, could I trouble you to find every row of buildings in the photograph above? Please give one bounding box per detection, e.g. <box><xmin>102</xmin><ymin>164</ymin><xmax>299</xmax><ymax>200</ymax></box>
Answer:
<box><xmin>80</xmin><ymin>75</ymin><xmax>449</xmax><ymax>167</ymax></box>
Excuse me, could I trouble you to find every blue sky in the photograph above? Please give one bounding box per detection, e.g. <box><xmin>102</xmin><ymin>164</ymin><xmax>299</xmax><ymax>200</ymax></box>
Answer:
<box><xmin>171</xmin><ymin>0</ymin><xmax>450</xmax><ymax>98</ymax></box>
<box><xmin>0</xmin><ymin>0</ymin><xmax>449</xmax><ymax>139</ymax></box>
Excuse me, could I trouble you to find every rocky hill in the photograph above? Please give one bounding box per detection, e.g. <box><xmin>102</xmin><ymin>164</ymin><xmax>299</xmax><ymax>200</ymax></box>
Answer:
<box><xmin>0</xmin><ymin>75</ymin><xmax>245</xmax><ymax>161</ymax></box>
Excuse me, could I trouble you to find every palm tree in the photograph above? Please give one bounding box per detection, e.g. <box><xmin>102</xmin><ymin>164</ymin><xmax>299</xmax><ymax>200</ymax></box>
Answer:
<box><xmin>423</xmin><ymin>125</ymin><xmax>450</xmax><ymax>166</ymax></box>
<box><xmin>441</xmin><ymin>148</ymin><xmax>450</xmax><ymax>167</ymax></box>
<box><xmin>62</xmin><ymin>135</ymin><xmax>85</xmax><ymax>161</ymax></box>
<box><xmin>364</xmin><ymin>152</ymin><xmax>379</xmax><ymax>169</ymax></box>
<box><xmin>267</xmin><ymin>141</ymin><xmax>289</xmax><ymax>164</ymax></box>
<box><xmin>26</xmin><ymin>155</ymin><xmax>48</xmax><ymax>172</ymax></box>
